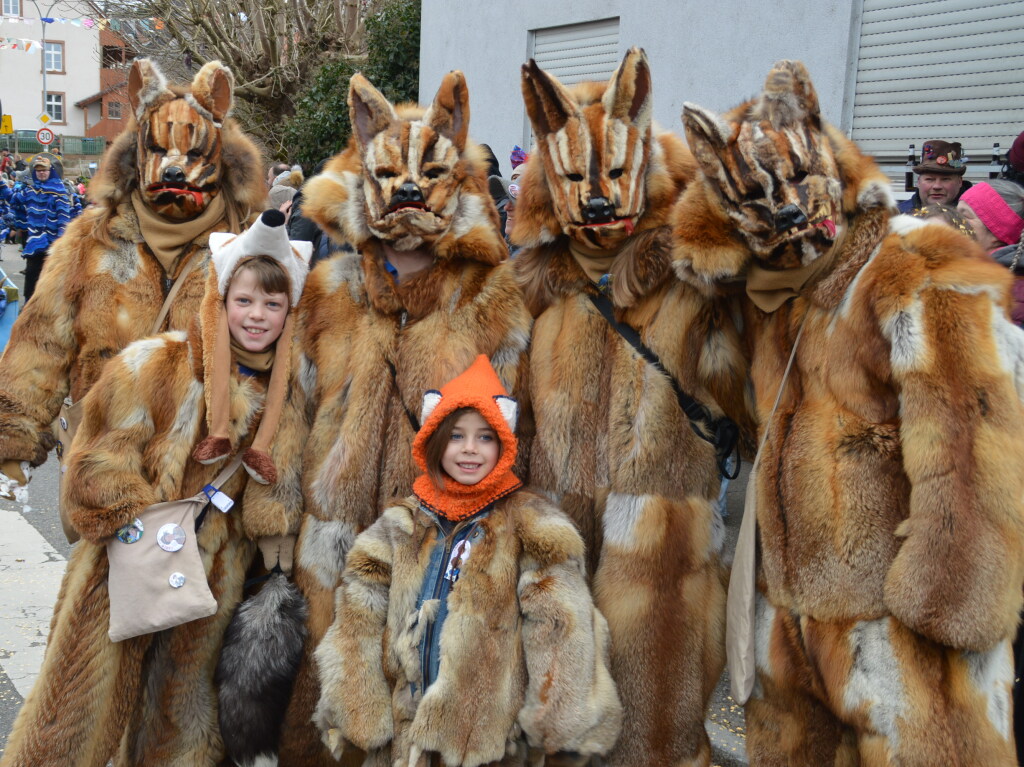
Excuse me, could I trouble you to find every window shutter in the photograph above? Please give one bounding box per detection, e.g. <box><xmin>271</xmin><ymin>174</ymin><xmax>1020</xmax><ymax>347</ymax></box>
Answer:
<box><xmin>524</xmin><ymin>18</ymin><xmax>620</xmax><ymax>145</ymax></box>
<box><xmin>851</xmin><ymin>0</ymin><xmax>1024</xmax><ymax>178</ymax></box>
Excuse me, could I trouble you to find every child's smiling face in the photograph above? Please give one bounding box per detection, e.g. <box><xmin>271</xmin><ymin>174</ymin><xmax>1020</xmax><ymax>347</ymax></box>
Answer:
<box><xmin>442</xmin><ymin>410</ymin><xmax>499</xmax><ymax>485</ymax></box>
<box><xmin>225</xmin><ymin>267</ymin><xmax>289</xmax><ymax>353</ymax></box>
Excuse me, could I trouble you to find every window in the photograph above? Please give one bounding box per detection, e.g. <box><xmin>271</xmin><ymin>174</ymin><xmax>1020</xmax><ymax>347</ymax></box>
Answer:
<box><xmin>2</xmin><ymin>0</ymin><xmax>20</xmax><ymax>17</ymax></box>
<box><xmin>107</xmin><ymin>101</ymin><xmax>122</xmax><ymax>119</ymax></box>
<box><xmin>44</xmin><ymin>41</ymin><xmax>63</xmax><ymax>73</ymax></box>
<box><xmin>102</xmin><ymin>45</ymin><xmax>125</xmax><ymax>68</ymax></box>
<box><xmin>45</xmin><ymin>93</ymin><xmax>64</xmax><ymax>123</ymax></box>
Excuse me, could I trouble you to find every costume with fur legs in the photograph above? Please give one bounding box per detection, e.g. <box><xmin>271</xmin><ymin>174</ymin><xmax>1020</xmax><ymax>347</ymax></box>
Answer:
<box><xmin>513</xmin><ymin>48</ymin><xmax>750</xmax><ymax>767</ymax></box>
<box><xmin>1</xmin><ymin>214</ymin><xmax>309</xmax><ymax>767</ymax></box>
<box><xmin>0</xmin><ymin>58</ymin><xmax>263</xmax><ymax>474</ymax></box>
<box><xmin>245</xmin><ymin>72</ymin><xmax>533</xmax><ymax>766</ymax></box>
<box><xmin>674</xmin><ymin>60</ymin><xmax>1024</xmax><ymax>765</ymax></box>
<box><xmin>314</xmin><ymin>356</ymin><xmax>619</xmax><ymax>767</ymax></box>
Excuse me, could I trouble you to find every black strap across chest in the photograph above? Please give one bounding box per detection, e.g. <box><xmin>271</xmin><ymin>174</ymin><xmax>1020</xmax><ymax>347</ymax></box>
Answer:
<box><xmin>587</xmin><ymin>291</ymin><xmax>740</xmax><ymax>480</ymax></box>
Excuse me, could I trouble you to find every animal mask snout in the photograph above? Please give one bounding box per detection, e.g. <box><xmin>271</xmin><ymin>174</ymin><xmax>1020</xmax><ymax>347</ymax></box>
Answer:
<box><xmin>390</xmin><ymin>182</ymin><xmax>425</xmax><ymax>208</ymax></box>
<box><xmin>162</xmin><ymin>166</ymin><xmax>187</xmax><ymax>184</ymax></box>
<box><xmin>774</xmin><ymin>204</ymin><xmax>808</xmax><ymax>233</ymax></box>
<box><xmin>583</xmin><ymin>197</ymin><xmax>615</xmax><ymax>224</ymax></box>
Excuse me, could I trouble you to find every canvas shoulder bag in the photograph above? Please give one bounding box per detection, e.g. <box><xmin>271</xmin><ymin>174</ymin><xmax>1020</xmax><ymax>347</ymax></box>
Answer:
<box><xmin>107</xmin><ymin>453</ymin><xmax>242</xmax><ymax>643</ymax></box>
<box><xmin>726</xmin><ymin>313</ymin><xmax>807</xmax><ymax>704</ymax></box>
<box><xmin>55</xmin><ymin>248</ymin><xmax>205</xmax><ymax>544</ymax></box>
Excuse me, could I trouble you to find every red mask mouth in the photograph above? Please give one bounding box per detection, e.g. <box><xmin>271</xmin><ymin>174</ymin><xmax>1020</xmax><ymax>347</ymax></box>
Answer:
<box><xmin>581</xmin><ymin>217</ymin><xmax>635</xmax><ymax>236</ymax></box>
<box><xmin>146</xmin><ymin>183</ymin><xmax>206</xmax><ymax>206</ymax></box>
<box><xmin>387</xmin><ymin>201</ymin><xmax>428</xmax><ymax>214</ymax></box>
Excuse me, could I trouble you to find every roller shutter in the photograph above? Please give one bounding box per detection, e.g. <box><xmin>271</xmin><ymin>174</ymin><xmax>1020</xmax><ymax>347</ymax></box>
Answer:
<box><xmin>523</xmin><ymin>17</ymin><xmax>620</xmax><ymax>145</ymax></box>
<box><xmin>850</xmin><ymin>0</ymin><xmax>1024</xmax><ymax>175</ymax></box>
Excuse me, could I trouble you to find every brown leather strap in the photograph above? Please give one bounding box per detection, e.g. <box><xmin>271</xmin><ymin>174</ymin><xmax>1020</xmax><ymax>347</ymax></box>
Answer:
<box><xmin>152</xmin><ymin>248</ymin><xmax>205</xmax><ymax>334</ymax></box>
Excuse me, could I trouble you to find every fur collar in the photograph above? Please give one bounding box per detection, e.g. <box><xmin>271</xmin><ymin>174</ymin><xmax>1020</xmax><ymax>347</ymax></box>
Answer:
<box><xmin>515</xmin><ymin>226</ymin><xmax>674</xmax><ymax>316</ymax></box>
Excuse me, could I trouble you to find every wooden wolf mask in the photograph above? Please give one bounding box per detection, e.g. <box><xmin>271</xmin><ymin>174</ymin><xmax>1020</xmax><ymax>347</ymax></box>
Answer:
<box><xmin>519</xmin><ymin>47</ymin><xmax>662</xmax><ymax>250</ymax></box>
<box><xmin>127</xmin><ymin>58</ymin><xmax>236</xmax><ymax>221</ymax></box>
<box><xmin>302</xmin><ymin>71</ymin><xmax>505</xmax><ymax>258</ymax></box>
<box><xmin>681</xmin><ymin>60</ymin><xmax>849</xmax><ymax>271</ymax></box>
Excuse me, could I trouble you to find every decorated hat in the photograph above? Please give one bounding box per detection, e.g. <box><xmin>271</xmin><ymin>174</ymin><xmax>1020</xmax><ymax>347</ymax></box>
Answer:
<box><xmin>32</xmin><ymin>156</ymin><xmax>51</xmax><ymax>170</ymax></box>
<box><xmin>193</xmin><ymin>210</ymin><xmax>312</xmax><ymax>484</ymax></box>
<box><xmin>914</xmin><ymin>140</ymin><xmax>967</xmax><ymax>176</ymax></box>
<box><xmin>411</xmin><ymin>355</ymin><xmax>522</xmax><ymax>521</ymax></box>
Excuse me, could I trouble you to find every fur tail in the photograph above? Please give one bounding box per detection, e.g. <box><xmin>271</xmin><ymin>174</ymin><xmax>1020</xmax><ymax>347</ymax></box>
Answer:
<box><xmin>215</xmin><ymin>573</ymin><xmax>308</xmax><ymax>767</ymax></box>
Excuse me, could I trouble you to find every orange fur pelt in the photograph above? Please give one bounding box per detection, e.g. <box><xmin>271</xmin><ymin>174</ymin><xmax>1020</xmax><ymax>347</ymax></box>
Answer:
<box><xmin>673</xmin><ymin>59</ymin><xmax>1024</xmax><ymax>764</ymax></box>
<box><xmin>260</xmin><ymin>71</ymin><xmax>534</xmax><ymax>767</ymax></box>
<box><xmin>513</xmin><ymin>47</ymin><xmax>750</xmax><ymax>767</ymax></box>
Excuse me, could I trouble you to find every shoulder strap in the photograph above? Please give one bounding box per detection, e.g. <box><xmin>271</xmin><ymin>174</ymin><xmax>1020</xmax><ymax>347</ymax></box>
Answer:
<box><xmin>753</xmin><ymin>310</ymin><xmax>809</xmax><ymax>464</ymax></box>
<box><xmin>587</xmin><ymin>291</ymin><xmax>741</xmax><ymax>479</ymax></box>
<box><xmin>193</xmin><ymin>453</ymin><xmax>245</xmax><ymax>532</ymax></box>
<box><xmin>208</xmin><ymin>452</ymin><xmax>245</xmax><ymax>490</ymax></box>
<box><xmin>152</xmin><ymin>248</ymin><xmax>205</xmax><ymax>334</ymax></box>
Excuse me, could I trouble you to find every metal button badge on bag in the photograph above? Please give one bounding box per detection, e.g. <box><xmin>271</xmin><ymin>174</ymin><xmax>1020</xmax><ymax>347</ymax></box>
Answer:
<box><xmin>115</xmin><ymin>518</ymin><xmax>145</xmax><ymax>544</ymax></box>
<box><xmin>157</xmin><ymin>523</ymin><xmax>186</xmax><ymax>552</ymax></box>
<box><xmin>168</xmin><ymin>572</ymin><xmax>186</xmax><ymax>588</ymax></box>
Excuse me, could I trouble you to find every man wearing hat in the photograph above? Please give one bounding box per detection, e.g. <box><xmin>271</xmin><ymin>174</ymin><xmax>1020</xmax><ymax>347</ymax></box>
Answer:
<box><xmin>9</xmin><ymin>155</ymin><xmax>73</xmax><ymax>300</ymax></box>
<box><xmin>898</xmin><ymin>139</ymin><xmax>973</xmax><ymax>213</ymax></box>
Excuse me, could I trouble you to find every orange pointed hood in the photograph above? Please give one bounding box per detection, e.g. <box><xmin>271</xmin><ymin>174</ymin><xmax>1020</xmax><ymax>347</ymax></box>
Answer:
<box><xmin>412</xmin><ymin>355</ymin><xmax>522</xmax><ymax>521</ymax></box>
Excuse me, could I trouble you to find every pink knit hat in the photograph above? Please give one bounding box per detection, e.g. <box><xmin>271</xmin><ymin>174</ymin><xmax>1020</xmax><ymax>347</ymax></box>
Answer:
<box><xmin>960</xmin><ymin>183</ymin><xmax>1024</xmax><ymax>246</ymax></box>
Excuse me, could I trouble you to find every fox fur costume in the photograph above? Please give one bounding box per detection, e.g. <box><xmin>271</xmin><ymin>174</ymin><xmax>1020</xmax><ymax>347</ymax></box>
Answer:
<box><xmin>0</xmin><ymin>57</ymin><xmax>262</xmax><ymax>472</ymax></box>
<box><xmin>674</xmin><ymin>60</ymin><xmax>1024</xmax><ymax>766</ymax></box>
<box><xmin>243</xmin><ymin>72</ymin><xmax>533</xmax><ymax>766</ymax></box>
<box><xmin>314</xmin><ymin>358</ymin><xmax>621</xmax><ymax>767</ymax></box>
<box><xmin>1</xmin><ymin>213</ymin><xmax>310</xmax><ymax>767</ymax></box>
<box><xmin>512</xmin><ymin>48</ymin><xmax>750</xmax><ymax>767</ymax></box>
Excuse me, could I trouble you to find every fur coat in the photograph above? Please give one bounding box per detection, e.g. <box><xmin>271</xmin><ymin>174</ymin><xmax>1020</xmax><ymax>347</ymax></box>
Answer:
<box><xmin>674</xmin><ymin>59</ymin><xmax>1024</xmax><ymax>765</ymax></box>
<box><xmin>512</xmin><ymin>49</ymin><xmax>750</xmax><ymax>767</ymax></box>
<box><xmin>314</xmin><ymin>492</ymin><xmax>622</xmax><ymax>767</ymax></box>
<box><xmin>0</xmin><ymin>60</ymin><xmax>263</xmax><ymax>469</ymax></box>
<box><xmin>246</xmin><ymin>72</ymin><xmax>534</xmax><ymax>766</ymax></box>
<box><xmin>1</xmin><ymin>284</ymin><xmax>270</xmax><ymax>766</ymax></box>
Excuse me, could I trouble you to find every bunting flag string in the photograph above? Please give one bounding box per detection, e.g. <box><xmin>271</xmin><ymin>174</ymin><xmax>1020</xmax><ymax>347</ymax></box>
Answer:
<box><xmin>0</xmin><ymin>15</ymin><xmax>167</xmax><ymax>30</ymax></box>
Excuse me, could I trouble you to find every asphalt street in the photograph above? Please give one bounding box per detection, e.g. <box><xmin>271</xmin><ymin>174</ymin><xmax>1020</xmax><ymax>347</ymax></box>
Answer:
<box><xmin>0</xmin><ymin>241</ymin><xmax>751</xmax><ymax>765</ymax></box>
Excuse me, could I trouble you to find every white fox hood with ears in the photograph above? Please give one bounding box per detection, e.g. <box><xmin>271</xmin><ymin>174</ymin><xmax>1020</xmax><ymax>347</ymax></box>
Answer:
<box><xmin>208</xmin><ymin>209</ymin><xmax>312</xmax><ymax>305</ymax></box>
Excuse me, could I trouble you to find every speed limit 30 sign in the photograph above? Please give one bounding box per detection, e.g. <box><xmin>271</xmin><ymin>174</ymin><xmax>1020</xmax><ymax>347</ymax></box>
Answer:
<box><xmin>36</xmin><ymin>128</ymin><xmax>54</xmax><ymax>145</ymax></box>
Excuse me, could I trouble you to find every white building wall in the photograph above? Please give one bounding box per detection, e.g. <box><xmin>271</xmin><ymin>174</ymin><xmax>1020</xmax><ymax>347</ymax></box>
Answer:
<box><xmin>419</xmin><ymin>0</ymin><xmax>859</xmax><ymax>174</ymax></box>
<box><xmin>0</xmin><ymin>1</ymin><xmax>100</xmax><ymax>137</ymax></box>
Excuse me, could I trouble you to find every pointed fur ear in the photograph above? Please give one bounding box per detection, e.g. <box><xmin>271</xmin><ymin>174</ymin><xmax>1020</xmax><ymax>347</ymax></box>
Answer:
<box><xmin>682</xmin><ymin>103</ymin><xmax>733</xmax><ymax>178</ymax></box>
<box><xmin>128</xmin><ymin>58</ymin><xmax>172</xmax><ymax>121</ymax></box>
<box><xmin>349</xmin><ymin>73</ymin><xmax>398</xmax><ymax>150</ymax></box>
<box><xmin>424</xmin><ymin>71</ymin><xmax>470</xmax><ymax>150</ymax></box>
<box><xmin>759</xmin><ymin>59</ymin><xmax>821</xmax><ymax>131</ymax></box>
<box><xmin>190</xmin><ymin>61</ymin><xmax>234</xmax><ymax>124</ymax></box>
<box><xmin>420</xmin><ymin>390</ymin><xmax>442</xmax><ymax>426</ymax></box>
<box><xmin>521</xmin><ymin>59</ymin><xmax>579</xmax><ymax>138</ymax></box>
<box><xmin>493</xmin><ymin>395</ymin><xmax>518</xmax><ymax>433</ymax></box>
<box><xmin>602</xmin><ymin>47</ymin><xmax>653</xmax><ymax>133</ymax></box>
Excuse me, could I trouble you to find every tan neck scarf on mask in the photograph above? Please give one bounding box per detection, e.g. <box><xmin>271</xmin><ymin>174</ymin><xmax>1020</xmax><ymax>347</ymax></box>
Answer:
<box><xmin>131</xmin><ymin>191</ymin><xmax>227</xmax><ymax>273</ymax></box>
<box><xmin>229</xmin><ymin>337</ymin><xmax>275</xmax><ymax>373</ymax></box>
<box><xmin>568</xmin><ymin>238</ymin><xmax>620</xmax><ymax>284</ymax></box>
<box><xmin>744</xmin><ymin>225</ymin><xmax>848</xmax><ymax>313</ymax></box>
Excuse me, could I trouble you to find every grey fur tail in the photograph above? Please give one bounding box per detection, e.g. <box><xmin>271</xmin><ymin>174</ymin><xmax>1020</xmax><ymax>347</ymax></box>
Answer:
<box><xmin>216</xmin><ymin>573</ymin><xmax>308</xmax><ymax>767</ymax></box>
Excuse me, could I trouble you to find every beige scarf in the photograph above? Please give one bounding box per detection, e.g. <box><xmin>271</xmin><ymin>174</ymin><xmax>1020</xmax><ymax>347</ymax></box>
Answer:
<box><xmin>131</xmin><ymin>191</ymin><xmax>228</xmax><ymax>273</ymax></box>
<box><xmin>569</xmin><ymin>238</ymin><xmax>620</xmax><ymax>284</ymax></box>
<box><xmin>744</xmin><ymin>226</ymin><xmax>847</xmax><ymax>313</ymax></box>
<box><xmin>229</xmin><ymin>338</ymin><xmax>275</xmax><ymax>373</ymax></box>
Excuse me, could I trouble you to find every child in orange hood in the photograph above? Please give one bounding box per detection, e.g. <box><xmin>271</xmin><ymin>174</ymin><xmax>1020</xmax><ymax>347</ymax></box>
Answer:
<box><xmin>314</xmin><ymin>356</ymin><xmax>622</xmax><ymax>767</ymax></box>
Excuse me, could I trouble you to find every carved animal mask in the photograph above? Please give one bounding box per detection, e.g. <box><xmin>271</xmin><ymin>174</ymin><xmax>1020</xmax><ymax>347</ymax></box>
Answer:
<box><xmin>128</xmin><ymin>59</ymin><xmax>234</xmax><ymax>221</ymax></box>
<box><xmin>349</xmin><ymin>71</ymin><xmax>476</xmax><ymax>250</ymax></box>
<box><xmin>520</xmin><ymin>47</ymin><xmax>655</xmax><ymax>249</ymax></box>
<box><xmin>683</xmin><ymin>60</ymin><xmax>843</xmax><ymax>269</ymax></box>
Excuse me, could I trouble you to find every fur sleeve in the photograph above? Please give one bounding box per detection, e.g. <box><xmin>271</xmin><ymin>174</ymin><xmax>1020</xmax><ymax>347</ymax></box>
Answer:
<box><xmin>0</xmin><ymin>219</ymin><xmax>89</xmax><ymax>464</ymax></box>
<box><xmin>314</xmin><ymin>514</ymin><xmax>396</xmax><ymax>756</ymax></box>
<box><xmin>516</xmin><ymin>505</ymin><xmax>623</xmax><ymax>755</ymax></box>
<box><xmin>62</xmin><ymin>341</ymin><xmax>165</xmax><ymax>544</ymax></box>
<box><xmin>878</xmin><ymin>228</ymin><xmax>1024</xmax><ymax>651</ymax></box>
